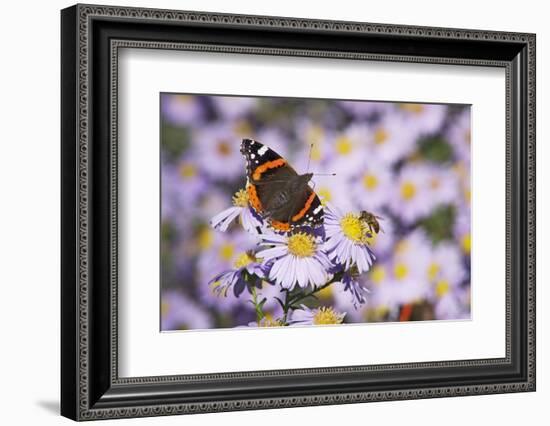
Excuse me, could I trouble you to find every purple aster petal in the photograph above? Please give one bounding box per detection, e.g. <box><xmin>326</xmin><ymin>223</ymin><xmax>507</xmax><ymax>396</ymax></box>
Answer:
<box><xmin>210</xmin><ymin>206</ymin><xmax>241</xmax><ymax>232</ymax></box>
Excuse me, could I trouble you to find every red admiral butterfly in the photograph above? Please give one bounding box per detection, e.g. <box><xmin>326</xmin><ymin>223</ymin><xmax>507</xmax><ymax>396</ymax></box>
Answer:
<box><xmin>240</xmin><ymin>138</ymin><xmax>324</xmax><ymax>233</ymax></box>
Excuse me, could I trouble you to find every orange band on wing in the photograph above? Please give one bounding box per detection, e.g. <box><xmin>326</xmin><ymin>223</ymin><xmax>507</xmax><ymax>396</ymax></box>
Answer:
<box><xmin>291</xmin><ymin>192</ymin><xmax>316</xmax><ymax>222</ymax></box>
<box><xmin>270</xmin><ymin>220</ymin><xmax>290</xmax><ymax>232</ymax></box>
<box><xmin>247</xmin><ymin>184</ymin><xmax>263</xmax><ymax>212</ymax></box>
<box><xmin>252</xmin><ymin>158</ymin><xmax>286</xmax><ymax>181</ymax></box>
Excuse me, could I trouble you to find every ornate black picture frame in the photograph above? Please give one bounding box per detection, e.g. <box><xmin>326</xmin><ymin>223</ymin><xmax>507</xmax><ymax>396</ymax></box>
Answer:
<box><xmin>61</xmin><ymin>3</ymin><xmax>536</xmax><ymax>421</ymax></box>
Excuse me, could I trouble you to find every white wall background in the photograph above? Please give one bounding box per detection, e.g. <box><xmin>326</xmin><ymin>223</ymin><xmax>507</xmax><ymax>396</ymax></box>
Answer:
<box><xmin>0</xmin><ymin>0</ymin><xmax>546</xmax><ymax>424</ymax></box>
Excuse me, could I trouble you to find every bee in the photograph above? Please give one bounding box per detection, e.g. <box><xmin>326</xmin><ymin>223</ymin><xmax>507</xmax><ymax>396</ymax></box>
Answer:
<box><xmin>359</xmin><ymin>211</ymin><xmax>384</xmax><ymax>235</ymax></box>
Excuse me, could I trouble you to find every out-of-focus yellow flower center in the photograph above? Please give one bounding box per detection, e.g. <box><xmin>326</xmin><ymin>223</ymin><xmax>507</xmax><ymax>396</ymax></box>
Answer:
<box><xmin>287</xmin><ymin>233</ymin><xmax>316</xmax><ymax>258</ymax></box>
<box><xmin>317</xmin><ymin>187</ymin><xmax>332</xmax><ymax>205</ymax></box>
<box><xmin>258</xmin><ymin>314</ymin><xmax>282</xmax><ymax>327</ymax></box>
<box><xmin>461</xmin><ymin>233</ymin><xmax>471</xmax><ymax>254</ymax></box>
<box><xmin>234</xmin><ymin>252</ymin><xmax>256</xmax><ymax>269</ymax></box>
<box><xmin>363</xmin><ymin>173</ymin><xmax>379</xmax><ymax>190</ymax></box>
<box><xmin>175</xmin><ymin>95</ymin><xmax>192</xmax><ymax>104</ymax></box>
<box><xmin>428</xmin><ymin>262</ymin><xmax>440</xmax><ymax>281</ymax></box>
<box><xmin>464</xmin><ymin>188</ymin><xmax>471</xmax><ymax>204</ymax></box>
<box><xmin>161</xmin><ymin>301</ymin><xmax>170</xmax><ymax>317</ymax></box>
<box><xmin>435</xmin><ymin>280</ymin><xmax>450</xmax><ymax>297</ymax></box>
<box><xmin>216</xmin><ymin>140</ymin><xmax>232</xmax><ymax>156</ymax></box>
<box><xmin>374</xmin><ymin>128</ymin><xmax>389</xmax><ymax>145</ymax></box>
<box><xmin>394</xmin><ymin>262</ymin><xmax>409</xmax><ymax>280</ymax></box>
<box><xmin>370</xmin><ymin>265</ymin><xmax>386</xmax><ymax>285</ymax></box>
<box><xmin>465</xmin><ymin>129</ymin><xmax>471</xmax><ymax>144</ymax></box>
<box><xmin>233</xmin><ymin>120</ymin><xmax>252</xmax><ymax>136</ymax></box>
<box><xmin>400</xmin><ymin>181</ymin><xmax>417</xmax><ymax>200</ymax></box>
<box><xmin>394</xmin><ymin>239</ymin><xmax>409</xmax><ymax>255</ymax></box>
<box><xmin>400</xmin><ymin>103</ymin><xmax>425</xmax><ymax>114</ymax></box>
<box><xmin>219</xmin><ymin>243</ymin><xmax>235</xmax><ymax>262</ymax></box>
<box><xmin>335</xmin><ymin>136</ymin><xmax>353</xmax><ymax>155</ymax></box>
<box><xmin>197</xmin><ymin>228</ymin><xmax>213</xmax><ymax>250</ymax></box>
<box><xmin>306</xmin><ymin>125</ymin><xmax>324</xmax><ymax>145</ymax></box>
<box><xmin>430</xmin><ymin>177</ymin><xmax>441</xmax><ymax>189</ymax></box>
<box><xmin>232</xmin><ymin>189</ymin><xmax>249</xmax><ymax>207</ymax></box>
<box><xmin>316</xmin><ymin>285</ymin><xmax>333</xmax><ymax>300</ymax></box>
<box><xmin>340</xmin><ymin>213</ymin><xmax>369</xmax><ymax>243</ymax></box>
<box><xmin>179</xmin><ymin>163</ymin><xmax>197</xmax><ymax>179</ymax></box>
<box><xmin>313</xmin><ymin>307</ymin><xmax>344</xmax><ymax>325</ymax></box>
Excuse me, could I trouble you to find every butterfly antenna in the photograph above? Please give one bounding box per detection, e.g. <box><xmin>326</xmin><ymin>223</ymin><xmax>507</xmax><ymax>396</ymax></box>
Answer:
<box><xmin>306</xmin><ymin>143</ymin><xmax>313</xmax><ymax>173</ymax></box>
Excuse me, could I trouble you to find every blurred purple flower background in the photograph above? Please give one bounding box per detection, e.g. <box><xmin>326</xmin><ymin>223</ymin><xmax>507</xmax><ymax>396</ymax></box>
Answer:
<box><xmin>160</xmin><ymin>93</ymin><xmax>471</xmax><ymax>331</ymax></box>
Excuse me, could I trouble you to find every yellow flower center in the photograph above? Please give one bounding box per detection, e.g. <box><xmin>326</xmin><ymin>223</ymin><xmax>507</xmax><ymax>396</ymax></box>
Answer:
<box><xmin>435</xmin><ymin>280</ymin><xmax>450</xmax><ymax>297</ymax></box>
<box><xmin>306</xmin><ymin>126</ymin><xmax>324</xmax><ymax>145</ymax></box>
<box><xmin>428</xmin><ymin>262</ymin><xmax>440</xmax><ymax>281</ymax></box>
<box><xmin>234</xmin><ymin>252</ymin><xmax>256</xmax><ymax>269</ymax></box>
<box><xmin>340</xmin><ymin>213</ymin><xmax>369</xmax><ymax>243</ymax></box>
<box><xmin>374</xmin><ymin>128</ymin><xmax>389</xmax><ymax>145</ymax></box>
<box><xmin>461</xmin><ymin>233</ymin><xmax>471</xmax><ymax>254</ymax></box>
<box><xmin>216</xmin><ymin>140</ymin><xmax>232</xmax><ymax>156</ymax></box>
<box><xmin>161</xmin><ymin>301</ymin><xmax>170</xmax><ymax>317</ymax></box>
<box><xmin>258</xmin><ymin>314</ymin><xmax>282</xmax><ymax>327</ymax></box>
<box><xmin>197</xmin><ymin>228</ymin><xmax>213</xmax><ymax>250</ymax></box>
<box><xmin>316</xmin><ymin>285</ymin><xmax>333</xmax><ymax>300</ymax></box>
<box><xmin>363</xmin><ymin>173</ymin><xmax>379</xmax><ymax>190</ymax></box>
<box><xmin>219</xmin><ymin>243</ymin><xmax>235</xmax><ymax>262</ymax></box>
<box><xmin>287</xmin><ymin>233</ymin><xmax>316</xmax><ymax>258</ymax></box>
<box><xmin>464</xmin><ymin>188</ymin><xmax>471</xmax><ymax>204</ymax></box>
<box><xmin>232</xmin><ymin>188</ymin><xmax>249</xmax><ymax>207</ymax></box>
<box><xmin>179</xmin><ymin>163</ymin><xmax>197</xmax><ymax>179</ymax></box>
<box><xmin>399</xmin><ymin>103</ymin><xmax>425</xmax><ymax>114</ymax></box>
<box><xmin>233</xmin><ymin>120</ymin><xmax>252</xmax><ymax>136</ymax></box>
<box><xmin>394</xmin><ymin>240</ymin><xmax>409</xmax><ymax>255</ymax></box>
<box><xmin>430</xmin><ymin>177</ymin><xmax>441</xmax><ymax>189</ymax></box>
<box><xmin>313</xmin><ymin>307</ymin><xmax>344</xmax><ymax>325</ymax></box>
<box><xmin>317</xmin><ymin>187</ymin><xmax>332</xmax><ymax>205</ymax></box>
<box><xmin>400</xmin><ymin>181</ymin><xmax>417</xmax><ymax>200</ymax></box>
<box><xmin>175</xmin><ymin>95</ymin><xmax>192</xmax><ymax>104</ymax></box>
<box><xmin>370</xmin><ymin>265</ymin><xmax>386</xmax><ymax>285</ymax></box>
<box><xmin>335</xmin><ymin>136</ymin><xmax>353</xmax><ymax>155</ymax></box>
<box><xmin>394</xmin><ymin>263</ymin><xmax>409</xmax><ymax>280</ymax></box>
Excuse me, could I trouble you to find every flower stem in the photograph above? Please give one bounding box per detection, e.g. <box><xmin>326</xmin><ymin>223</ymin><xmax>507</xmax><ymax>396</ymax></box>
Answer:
<box><xmin>250</xmin><ymin>286</ymin><xmax>264</xmax><ymax>323</ymax></box>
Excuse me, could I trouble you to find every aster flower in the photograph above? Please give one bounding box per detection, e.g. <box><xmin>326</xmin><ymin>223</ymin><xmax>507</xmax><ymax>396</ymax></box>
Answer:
<box><xmin>210</xmin><ymin>188</ymin><xmax>263</xmax><ymax>234</ymax></box>
<box><xmin>324</xmin><ymin>124</ymin><xmax>370</xmax><ymax>175</ymax></box>
<box><xmin>197</xmin><ymin>231</ymin><xmax>259</xmax><ymax>312</ymax></box>
<box><xmin>192</xmin><ymin>123</ymin><xmax>251</xmax><ymax>180</ymax></box>
<box><xmin>161</xmin><ymin>94</ymin><xmax>204</xmax><ymax>126</ymax></box>
<box><xmin>247</xmin><ymin>314</ymin><xmax>284</xmax><ymax>328</ymax></box>
<box><xmin>257</xmin><ymin>232</ymin><xmax>332</xmax><ymax>290</ymax></box>
<box><xmin>332</xmin><ymin>270</ymin><xmax>370</xmax><ymax>309</ymax></box>
<box><xmin>394</xmin><ymin>103</ymin><xmax>447</xmax><ymax>135</ymax></box>
<box><xmin>351</xmin><ymin>159</ymin><xmax>393</xmax><ymax>211</ymax></box>
<box><xmin>388</xmin><ymin>163</ymin><xmax>434</xmax><ymax>224</ymax></box>
<box><xmin>324</xmin><ymin>204</ymin><xmax>376</xmax><ymax>274</ymax></box>
<box><xmin>161</xmin><ymin>290</ymin><xmax>213</xmax><ymax>331</ymax></box>
<box><xmin>446</xmin><ymin>108</ymin><xmax>471</xmax><ymax>166</ymax></box>
<box><xmin>289</xmin><ymin>305</ymin><xmax>346</xmax><ymax>326</ymax></box>
<box><xmin>208</xmin><ymin>251</ymin><xmax>267</xmax><ymax>298</ymax></box>
<box><xmin>211</xmin><ymin>96</ymin><xmax>257</xmax><ymax>119</ymax></box>
<box><xmin>364</xmin><ymin>113</ymin><xmax>420</xmax><ymax>165</ymax></box>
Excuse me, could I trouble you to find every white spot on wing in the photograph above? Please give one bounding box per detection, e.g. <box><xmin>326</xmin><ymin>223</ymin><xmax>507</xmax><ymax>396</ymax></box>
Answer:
<box><xmin>258</xmin><ymin>146</ymin><xmax>268</xmax><ymax>156</ymax></box>
<box><xmin>313</xmin><ymin>205</ymin><xmax>323</xmax><ymax>215</ymax></box>
<box><xmin>250</xmin><ymin>153</ymin><xmax>255</xmax><ymax>159</ymax></box>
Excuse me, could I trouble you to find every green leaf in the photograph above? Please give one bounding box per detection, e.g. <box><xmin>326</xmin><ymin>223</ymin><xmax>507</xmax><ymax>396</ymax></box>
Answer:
<box><xmin>420</xmin><ymin>204</ymin><xmax>456</xmax><ymax>243</ymax></box>
<box><xmin>418</xmin><ymin>136</ymin><xmax>454</xmax><ymax>163</ymax></box>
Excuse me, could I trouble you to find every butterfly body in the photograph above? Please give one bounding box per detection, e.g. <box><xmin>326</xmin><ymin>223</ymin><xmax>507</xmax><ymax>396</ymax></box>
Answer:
<box><xmin>241</xmin><ymin>139</ymin><xmax>323</xmax><ymax>232</ymax></box>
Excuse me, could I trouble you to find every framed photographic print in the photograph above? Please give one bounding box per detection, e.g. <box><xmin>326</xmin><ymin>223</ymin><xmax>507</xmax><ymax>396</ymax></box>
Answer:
<box><xmin>61</xmin><ymin>4</ymin><xmax>536</xmax><ymax>421</ymax></box>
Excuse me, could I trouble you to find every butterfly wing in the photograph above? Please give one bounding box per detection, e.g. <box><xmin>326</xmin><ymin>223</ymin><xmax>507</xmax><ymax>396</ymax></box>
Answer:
<box><xmin>240</xmin><ymin>138</ymin><xmax>324</xmax><ymax>231</ymax></box>
<box><xmin>241</xmin><ymin>139</ymin><xmax>297</xmax><ymax>216</ymax></box>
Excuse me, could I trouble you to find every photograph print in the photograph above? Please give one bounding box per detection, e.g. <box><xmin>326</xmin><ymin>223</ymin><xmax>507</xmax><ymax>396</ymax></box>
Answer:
<box><xmin>160</xmin><ymin>93</ymin><xmax>471</xmax><ymax>331</ymax></box>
